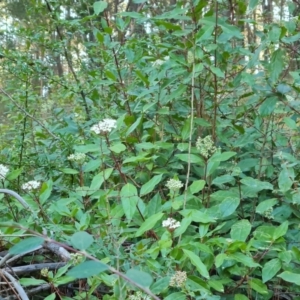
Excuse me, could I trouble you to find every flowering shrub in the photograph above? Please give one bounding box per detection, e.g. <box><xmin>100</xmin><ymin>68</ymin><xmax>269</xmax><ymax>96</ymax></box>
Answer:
<box><xmin>0</xmin><ymin>1</ymin><xmax>299</xmax><ymax>299</ymax></box>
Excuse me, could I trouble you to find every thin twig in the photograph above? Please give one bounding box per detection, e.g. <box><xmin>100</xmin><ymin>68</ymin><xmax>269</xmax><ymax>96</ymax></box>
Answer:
<box><xmin>1</xmin><ymin>270</ymin><xmax>29</xmax><ymax>300</ymax></box>
<box><xmin>0</xmin><ymin>88</ymin><xmax>59</xmax><ymax>141</ymax></box>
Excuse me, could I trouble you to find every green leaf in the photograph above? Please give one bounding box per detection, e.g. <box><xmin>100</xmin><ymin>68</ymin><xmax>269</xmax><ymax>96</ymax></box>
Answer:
<box><xmin>210</xmin><ymin>66</ymin><xmax>225</xmax><ymax>78</ymax></box>
<box><xmin>164</xmin><ymin>293</ymin><xmax>186</xmax><ymax>300</ymax></box>
<box><xmin>284</xmin><ymin>117</ymin><xmax>297</xmax><ymax>129</ymax></box>
<box><xmin>109</xmin><ymin>143</ymin><xmax>126</xmax><ymax>153</ymax></box>
<box><xmin>9</xmin><ymin>237</ymin><xmax>44</xmax><ymax>255</ymax></box>
<box><xmin>180</xmin><ymin>209</ymin><xmax>216</xmax><ymax>223</ymax></box>
<box><xmin>248</xmin><ymin>0</ymin><xmax>259</xmax><ymax>10</ymax></box>
<box><xmin>89</xmin><ymin>168</ymin><xmax>113</xmax><ymax>195</ymax></box>
<box><xmin>135</xmin><ymin>212</ymin><xmax>164</xmax><ymax>237</ymax></box>
<box><xmin>248</xmin><ymin>278</ymin><xmax>268</xmax><ymax>294</ymax></box>
<box><xmin>219</xmin><ymin>197</ymin><xmax>239</xmax><ymax>218</ymax></box>
<box><xmin>272</xmin><ymin>221</ymin><xmax>288</xmax><ymax>240</ymax></box>
<box><xmin>123</xmin><ymin>153</ymin><xmax>151</xmax><ymax>164</ymax></box>
<box><xmin>121</xmin><ymin>183</ymin><xmax>139</xmax><ymax>221</ymax></box>
<box><xmin>229</xmin><ymin>252</ymin><xmax>260</xmax><ymax>268</ymax></box>
<box><xmin>241</xmin><ymin>177</ymin><xmax>273</xmax><ymax>192</ymax></box>
<box><xmin>259</xmin><ymin>97</ymin><xmax>277</xmax><ymax>116</ymax></box>
<box><xmin>262</xmin><ymin>258</ymin><xmax>281</xmax><ymax>283</ymax></box>
<box><xmin>60</xmin><ymin>168</ymin><xmax>79</xmax><ymax>174</ymax></box>
<box><xmin>215</xmin><ymin>253</ymin><xmax>227</xmax><ymax>268</ymax></box>
<box><xmin>235</xmin><ymin>294</ymin><xmax>249</xmax><ymax>300</ymax></box>
<box><xmin>269</xmin><ymin>49</ymin><xmax>285</xmax><ymax>82</ymax></box>
<box><xmin>175</xmin><ymin>154</ymin><xmax>204</xmax><ymax>164</ymax></box>
<box><xmin>6</xmin><ymin>168</ymin><xmax>22</xmax><ymax>180</ymax></box>
<box><xmin>19</xmin><ymin>278</ymin><xmax>47</xmax><ymax>286</ymax></box>
<box><xmin>70</xmin><ymin>231</ymin><xmax>94</xmax><ymax>250</ymax></box>
<box><xmin>173</xmin><ymin>217</ymin><xmax>192</xmax><ymax>237</ymax></box>
<box><xmin>212</xmin><ymin>174</ymin><xmax>234</xmax><ymax>185</ymax></box>
<box><xmin>150</xmin><ymin>276</ymin><xmax>170</xmax><ymax>293</ymax></box>
<box><xmin>230</xmin><ymin>220</ymin><xmax>251</xmax><ymax>242</ymax></box>
<box><xmin>67</xmin><ymin>261</ymin><xmax>108</xmax><ymax>278</ymax></box>
<box><xmin>278</xmin><ymin>166</ymin><xmax>294</xmax><ymax>193</ymax></box>
<box><xmin>126</xmin><ymin>269</ymin><xmax>153</xmax><ymax>287</ymax></box>
<box><xmin>209</xmin><ymin>151</ymin><xmax>236</xmax><ymax>162</ymax></box>
<box><xmin>208</xmin><ymin>279</ymin><xmax>224</xmax><ymax>292</ymax></box>
<box><xmin>126</xmin><ymin>116</ymin><xmax>142</xmax><ymax>137</ymax></box>
<box><xmin>44</xmin><ymin>294</ymin><xmax>56</xmax><ymax>300</ymax></box>
<box><xmin>140</xmin><ymin>174</ymin><xmax>163</xmax><ymax>196</ymax></box>
<box><xmin>40</xmin><ymin>180</ymin><xmax>53</xmax><ymax>204</ymax></box>
<box><xmin>74</xmin><ymin>144</ymin><xmax>100</xmax><ymax>153</ymax></box>
<box><xmin>189</xmin><ymin>180</ymin><xmax>206</xmax><ymax>194</ymax></box>
<box><xmin>278</xmin><ymin>271</ymin><xmax>300</xmax><ymax>285</ymax></box>
<box><xmin>93</xmin><ymin>1</ymin><xmax>108</xmax><ymax>15</ymax></box>
<box><xmin>256</xmin><ymin>198</ymin><xmax>278</xmax><ymax>214</ymax></box>
<box><xmin>119</xmin><ymin>11</ymin><xmax>144</xmax><ymax>18</ymax></box>
<box><xmin>181</xmin><ymin>118</ymin><xmax>191</xmax><ymax>140</ymax></box>
<box><xmin>183</xmin><ymin>249</ymin><xmax>210</xmax><ymax>278</ymax></box>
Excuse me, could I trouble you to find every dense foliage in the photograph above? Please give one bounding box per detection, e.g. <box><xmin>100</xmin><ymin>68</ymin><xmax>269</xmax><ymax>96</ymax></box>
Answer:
<box><xmin>1</xmin><ymin>0</ymin><xmax>300</xmax><ymax>299</ymax></box>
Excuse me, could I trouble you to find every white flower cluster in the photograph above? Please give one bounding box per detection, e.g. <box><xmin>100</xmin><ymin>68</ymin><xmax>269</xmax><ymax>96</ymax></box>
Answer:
<box><xmin>90</xmin><ymin>119</ymin><xmax>117</xmax><ymax>134</ymax></box>
<box><xmin>166</xmin><ymin>179</ymin><xmax>183</xmax><ymax>191</ymax></box>
<box><xmin>22</xmin><ymin>180</ymin><xmax>41</xmax><ymax>191</ymax></box>
<box><xmin>128</xmin><ymin>291</ymin><xmax>151</xmax><ymax>300</ymax></box>
<box><xmin>196</xmin><ymin>135</ymin><xmax>217</xmax><ymax>158</ymax></box>
<box><xmin>152</xmin><ymin>56</ymin><xmax>169</xmax><ymax>67</ymax></box>
<box><xmin>169</xmin><ymin>271</ymin><xmax>187</xmax><ymax>287</ymax></box>
<box><xmin>162</xmin><ymin>218</ymin><xmax>181</xmax><ymax>230</ymax></box>
<box><xmin>0</xmin><ymin>164</ymin><xmax>9</xmax><ymax>180</ymax></box>
<box><xmin>67</xmin><ymin>152</ymin><xmax>86</xmax><ymax>163</ymax></box>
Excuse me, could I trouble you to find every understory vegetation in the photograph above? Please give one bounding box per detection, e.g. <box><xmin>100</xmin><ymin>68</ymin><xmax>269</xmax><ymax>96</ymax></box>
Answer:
<box><xmin>1</xmin><ymin>0</ymin><xmax>300</xmax><ymax>299</ymax></box>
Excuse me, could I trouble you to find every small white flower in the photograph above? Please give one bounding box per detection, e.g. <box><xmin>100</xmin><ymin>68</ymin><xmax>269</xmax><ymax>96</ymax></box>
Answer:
<box><xmin>162</xmin><ymin>218</ymin><xmax>181</xmax><ymax>230</ymax></box>
<box><xmin>169</xmin><ymin>271</ymin><xmax>187</xmax><ymax>287</ymax></box>
<box><xmin>152</xmin><ymin>56</ymin><xmax>169</xmax><ymax>67</ymax></box>
<box><xmin>22</xmin><ymin>180</ymin><xmax>41</xmax><ymax>191</ymax></box>
<box><xmin>90</xmin><ymin>119</ymin><xmax>117</xmax><ymax>134</ymax></box>
<box><xmin>196</xmin><ymin>135</ymin><xmax>217</xmax><ymax>158</ymax></box>
<box><xmin>0</xmin><ymin>164</ymin><xmax>9</xmax><ymax>180</ymax></box>
<box><xmin>166</xmin><ymin>179</ymin><xmax>183</xmax><ymax>191</ymax></box>
<box><xmin>67</xmin><ymin>152</ymin><xmax>86</xmax><ymax>163</ymax></box>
